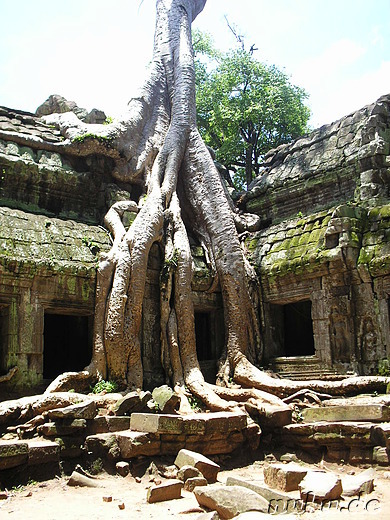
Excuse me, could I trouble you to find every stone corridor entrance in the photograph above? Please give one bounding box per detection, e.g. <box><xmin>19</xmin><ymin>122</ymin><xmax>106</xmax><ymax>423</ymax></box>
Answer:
<box><xmin>43</xmin><ymin>313</ymin><xmax>92</xmax><ymax>380</ymax></box>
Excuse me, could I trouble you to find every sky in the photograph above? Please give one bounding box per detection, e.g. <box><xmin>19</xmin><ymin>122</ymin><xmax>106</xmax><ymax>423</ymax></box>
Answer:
<box><xmin>0</xmin><ymin>0</ymin><xmax>389</xmax><ymax>129</ymax></box>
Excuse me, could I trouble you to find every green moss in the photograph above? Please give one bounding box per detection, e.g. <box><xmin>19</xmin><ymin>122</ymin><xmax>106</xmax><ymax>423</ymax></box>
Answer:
<box><xmin>72</xmin><ymin>133</ymin><xmax>113</xmax><ymax>144</ymax></box>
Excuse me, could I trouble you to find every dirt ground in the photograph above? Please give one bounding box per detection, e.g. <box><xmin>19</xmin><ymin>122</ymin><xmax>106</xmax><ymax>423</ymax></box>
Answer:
<box><xmin>1</xmin><ymin>457</ymin><xmax>390</xmax><ymax>520</ymax></box>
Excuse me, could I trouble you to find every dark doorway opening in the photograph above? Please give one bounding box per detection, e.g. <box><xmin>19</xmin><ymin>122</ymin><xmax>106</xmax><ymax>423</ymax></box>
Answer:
<box><xmin>194</xmin><ymin>310</ymin><xmax>224</xmax><ymax>383</ymax></box>
<box><xmin>0</xmin><ymin>305</ymin><xmax>9</xmax><ymax>375</ymax></box>
<box><xmin>195</xmin><ymin>312</ymin><xmax>212</xmax><ymax>361</ymax></box>
<box><xmin>283</xmin><ymin>300</ymin><xmax>315</xmax><ymax>356</ymax></box>
<box><xmin>43</xmin><ymin>313</ymin><xmax>92</xmax><ymax>379</ymax></box>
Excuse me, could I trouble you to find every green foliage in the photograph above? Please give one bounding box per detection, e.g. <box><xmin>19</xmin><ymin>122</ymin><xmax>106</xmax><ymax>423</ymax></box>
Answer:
<box><xmin>187</xmin><ymin>393</ymin><xmax>205</xmax><ymax>412</ymax></box>
<box><xmin>193</xmin><ymin>30</ymin><xmax>310</xmax><ymax>190</ymax></box>
<box><xmin>103</xmin><ymin>116</ymin><xmax>114</xmax><ymax>125</ymax></box>
<box><xmin>89</xmin><ymin>457</ymin><xmax>104</xmax><ymax>474</ymax></box>
<box><xmin>82</xmin><ymin>236</ymin><xmax>100</xmax><ymax>255</ymax></box>
<box><xmin>378</xmin><ymin>358</ymin><xmax>390</xmax><ymax>377</ymax></box>
<box><xmin>160</xmin><ymin>248</ymin><xmax>179</xmax><ymax>283</ymax></box>
<box><xmin>91</xmin><ymin>379</ymin><xmax>118</xmax><ymax>394</ymax></box>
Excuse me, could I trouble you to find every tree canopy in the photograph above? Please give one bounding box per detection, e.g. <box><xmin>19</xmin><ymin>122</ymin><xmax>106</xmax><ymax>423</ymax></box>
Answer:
<box><xmin>194</xmin><ymin>30</ymin><xmax>311</xmax><ymax>190</ymax></box>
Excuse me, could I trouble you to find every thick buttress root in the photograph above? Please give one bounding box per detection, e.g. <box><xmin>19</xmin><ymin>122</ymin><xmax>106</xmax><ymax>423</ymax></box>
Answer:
<box><xmin>43</xmin><ymin>0</ymin><xmax>390</xmax><ymax>407</ymax></box>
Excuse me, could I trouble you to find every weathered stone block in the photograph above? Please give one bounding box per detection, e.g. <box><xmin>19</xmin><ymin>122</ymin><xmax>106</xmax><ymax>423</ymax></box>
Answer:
<box><xmin>263</xmin><ymin>463</ymin><xmax>308</xmax><ymax>492</ymax></box>
<box><xmin>0</xmin><ymin>440</ymin><xmax>28</xmax><ymax>470</ymax></box>
<box><xmin>342</xmin><ymin>468</ymin><xmax>375</xmax><ymax>496</ymax></box>
<box><xmin>175</xmin><ymin>449</ymin><xmax>220</xmax><ymax>483</ymax></box>
<box><xmin>116</xmin><ymin>461</ymin><xmax>130</xmax><ymax>477</ymax></box>
<box><xmin>86</xmin><ymin>433</ymin><xmax>120</xmax><ymax>460</ymax></box>
<box><xmin>111</xmin><ymin>391</ymin><xmax>152</xmax><ymax>416</ymax></box>
<box><xmin>226</xmin><ymin>475</ymin><xmax>292</xmax><ymax>506</ymax></box>
<box><xmin>130</xmin><ymin>413</ymin><xmax>183</xmax><ymax>434</ymax></box>
<box><xmin>152</xmin><ymin>386</ymin><xmax>180</xmax><ymax>413</ymax></box>
<box><xmin>299</xmin><ymin>471</ymin><xmax>342</xmax><ymax>502</ymax></box>
<box><xmin>27</xmin><ymin>440</ymin><xmax>60</xmax><ymax>465</ymax></box>
<box><xmin>184</xmin><ymin>476</ymin><xmax>208</xmax><ymax>491</ymax></box>
<box><xmin>116</xmin><ymin>431</ymin><xmax>160</xmax><ymax>458</ymax></box>
<box><xmin>146</xmin><ymin>479</ymin><xmax>183</xmax><ymax>503</ymax></box>
<box><xmin>177</xmin><ymin>465</ymin><xmax>203</xmax><ymax>481</ymax></box>
<box><xmin>47</xmin><ymin>400</ymin><xmax>97</xmax><ymax>420</ymax></box>
<box><xmin>38</xmin><ymin>419</ymin><xmax>86</xmax><ymax>436</ymax></box>
<box><xmin>194</xmin><ymin>484</ymin><xmax>269</xmax><ymax>518</ymax></box>
<box><xmin>106</xmin><ymin>416</ymin><xmax>130</xmax><ymax>432</ymax></box>
<box><xmin>373</xmin><ymin>446</ymin><xmax>389</xmax><ymax>465</ymax></box>
<box><xmin>302</xmin><ymin>404</ymin><xmax>390</xmax><ymax>423</ymax></box>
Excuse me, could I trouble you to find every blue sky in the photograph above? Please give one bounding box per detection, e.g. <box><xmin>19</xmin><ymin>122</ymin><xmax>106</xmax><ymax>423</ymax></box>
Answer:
<box><xmin>0</xmin><ymin>0</ymin><xmax>389</xmax><ymax>129</ymax></box>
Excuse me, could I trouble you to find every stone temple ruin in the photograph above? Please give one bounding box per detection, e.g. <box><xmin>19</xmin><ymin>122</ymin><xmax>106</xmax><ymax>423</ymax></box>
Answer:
<box><xmin>0</xmin><ymin>93</ymin><xmax>389</xmax><ymax>393</ymax></box>
<box><xmin>1</xmin><ymin>93</ymin><xmax>390</xmax><ymax>511</ymax></box>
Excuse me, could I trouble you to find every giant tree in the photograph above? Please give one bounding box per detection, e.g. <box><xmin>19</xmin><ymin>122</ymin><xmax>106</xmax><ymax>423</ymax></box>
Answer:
<box><xmin>4</xmin><ymin>0</ymin><xmax>388</xmax><ymax>409</ymax></box>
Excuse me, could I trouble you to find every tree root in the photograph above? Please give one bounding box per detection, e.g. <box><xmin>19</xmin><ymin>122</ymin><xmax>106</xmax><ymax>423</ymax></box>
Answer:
<box><xmin>0</xmin><ymin>366</ymin><xmax>18</xmax><ymax>384</ymax></box>
<box><xmin>232</xmin><ymin>355</ymin><xmax>390</xmax><ymax>399</ymax></box>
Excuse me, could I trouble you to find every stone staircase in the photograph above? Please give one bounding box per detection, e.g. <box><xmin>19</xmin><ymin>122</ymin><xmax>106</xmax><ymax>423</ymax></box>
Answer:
<box><xmin>271</xmin><ymin>356</ymin><xmax>347</xmax><ymax>381</ymax></box>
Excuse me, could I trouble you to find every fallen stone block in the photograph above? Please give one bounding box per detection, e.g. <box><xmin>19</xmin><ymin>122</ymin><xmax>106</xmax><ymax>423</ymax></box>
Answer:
<box><xmin>226</xmin><ymin>475</ymin><xmax>293</xmax><ymax>510</ymax></box>
<box><xmin>67</xmin><ymin>471</ymin><xmax>102</xmax><ymax>488</ymax></box>
<box><xmin>245</xmin><ymin>401</ymin><xmax>292</xmax><ymax>430</ymax></box>
<box><xmin>26</xmin><ymin>439</ymin><xmax>60</xmax><ymax>465</ymax></box>
<box><xmin>111</xmin><ymin>390</ymin><xmax>152</xmax><ymax>416</ymax></box>
<box><xmin>194</xmin><ymin>484</ymin><xmax>269</xmax><ymax>518</ymax></box>
<box><xmin>116</xmin><ymin>431</ymin><xmax>160</xmax><ymax>458</ymax></box>
<box><xmin>116</xmin><ymin>461</ymin><xmax>130</xmax><ymax>477</ymax></box>
<box><xmin>152</xmin><ymin>385</ymin><xmax>180</xmax><ymax>413</ymax></box>
<box><xmin>341</xmin><ymin>468</ymin><xmax>375</xmax><ymax>496</ymax></box>
<box><xmin>47</xmin><ymin>400</ymin><xmax>97</xmax><ymax>420</ymax></box>
<box><xmin>86</xmin><ymin>433</ymin><xmax>120</xmax><ymax>460</ymax></box>
<box><xmin>177</xmin><ymin>464</ymin><xmax>203</xmax><ymax>482</ymax></box>
<box><xmin>146</xmin><ymin>479</ymin><xmax>183</xmax><ymax>503</ymax></box>
<box><xmin>184</xmin><ymin>476</ymin><xmax>208</xmax><ymax>491</ymax></box>
<box><xmin>373</xmin><ymin>446</ymin><xmax>389</xmax><ymax>464</ymax></box>
<box><xmin>302</xmin><ymin>404</ymin><xmax>390</xmax><ymax>423</ymax></box>
<box><xmin>299</xmin><ymin>471</ymin><xmax>342</xmax><ymax>502</ymax></box>
<box><xmin>175</xmin><ymin>449</ymin><xmax>220</xmax><ymax>483</ymax></box>
<box><xmin>263</xmin><ymin>463</ymin><xmax>308</xmax><ymax>492</ymax></box>
<box><xmin>0</xmin><ymin>440</ymin><xmax>28</xmax><ymax>470</ymax></box>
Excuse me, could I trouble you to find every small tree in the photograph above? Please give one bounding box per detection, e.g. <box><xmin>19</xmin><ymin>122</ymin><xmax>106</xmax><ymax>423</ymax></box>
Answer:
<box><xmin>194</xmin><ymin>31</ymin><xmax>310</xmax><ymax>190</ymax></box>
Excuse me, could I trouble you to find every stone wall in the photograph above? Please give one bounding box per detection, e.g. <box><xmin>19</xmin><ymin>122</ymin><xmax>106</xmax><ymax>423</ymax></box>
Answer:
<box><xmin>0</xmin><ymin>104</ymin><xmax>223</xmax><ymax>391</ymax></box>
<box><xmin>244</xmin><ymin>94</ymin><xmax>390</xmax><ymax>376</ymax></box>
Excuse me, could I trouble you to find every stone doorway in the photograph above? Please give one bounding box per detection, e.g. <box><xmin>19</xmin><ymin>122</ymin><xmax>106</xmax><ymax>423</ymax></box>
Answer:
<box><xmin>194</xmin><ymin>310</ymin><xmax>224</xmax><ymax>383</ymax></box>
<box><xmin>268</xmin><ymin>300</ymin><xmax>315</xmax><ymax>358</ymax></box>
<box><xmin>43</xmin><ymin>312</ymin><xmax>92</xmax><ymax>380</ymax></box>
<box><xmin>283</xmin><ymin>300</ymin><xmax>315</xmax><ymax>357</ymax></box>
